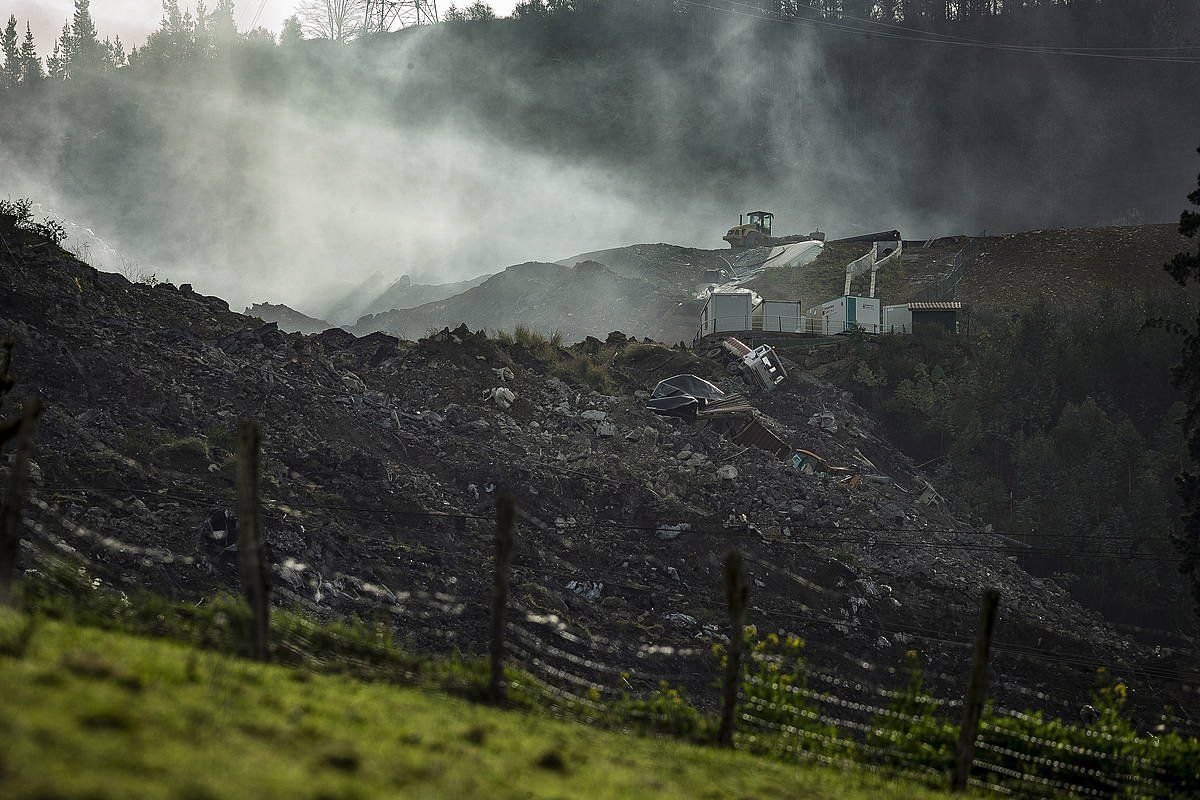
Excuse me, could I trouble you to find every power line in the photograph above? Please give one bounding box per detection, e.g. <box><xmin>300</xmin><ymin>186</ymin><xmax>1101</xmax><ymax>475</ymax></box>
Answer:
<box><xmin>247</xmin><ymin>0</ymin><xmax>271</xmax><ymax>31</ymax></box>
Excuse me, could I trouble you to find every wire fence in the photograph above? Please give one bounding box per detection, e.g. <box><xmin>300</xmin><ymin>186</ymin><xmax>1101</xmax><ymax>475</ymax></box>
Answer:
<box><xmin>694</xmin><ymin>313</ymin><xmax>921</xmax><ymax>342</ymax></box>
<box><xmin>8</xmin><ymin>465</ymin><xmax>1200</xmax><ymax>799</ymax></box>
<box><xmin>908</xmin><ymin>238</ymin><xmax>984</xmax><ymax>303</ymax></box>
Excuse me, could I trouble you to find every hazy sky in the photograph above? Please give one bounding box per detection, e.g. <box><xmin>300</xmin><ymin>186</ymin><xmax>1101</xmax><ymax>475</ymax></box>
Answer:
<box><xmin>7</xmin><ymin>0</ymin><xmax>516</xmax><ymax>53</ymax></box>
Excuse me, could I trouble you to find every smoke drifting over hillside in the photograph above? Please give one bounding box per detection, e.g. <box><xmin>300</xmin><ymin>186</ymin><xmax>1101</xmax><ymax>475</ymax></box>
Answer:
<box><xmin>1</xmin><ymin>10</ymin><xmax>1196</xmax><ymax>314</ymax></box>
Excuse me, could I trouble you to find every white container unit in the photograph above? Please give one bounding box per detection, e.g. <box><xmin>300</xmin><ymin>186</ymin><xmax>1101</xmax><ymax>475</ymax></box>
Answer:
<box><xmin>756</xmin><ymin>300</ymin><xmax>805</xmax><ymax>333</ymax></box>
<box><xmin>699</xmin><ymin>289</ymin><xmax>760</xmax><ymax>336</ymax></box>
<box><xmin>807</xmin><ymin>296</ymin><xmax>882</xmax><ymax>335</ymax></box>
<box><xmin>883</xmin><ymin>304</ymin><xmax>913</xmax><ymax>334</ymax></box>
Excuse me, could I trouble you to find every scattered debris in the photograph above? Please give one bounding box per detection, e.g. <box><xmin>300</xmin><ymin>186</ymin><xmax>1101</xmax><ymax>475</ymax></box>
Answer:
<box><xmin>792</xmin><ymin>449</ymin><xmax>853</xmax><ymax>476</ymax></box>
<box><xmin>486</xmin><ymin>387</ymin><xmax>517</xmax><ymax>409</ymax></box>
<box><xmin>918</xmin><ymin>482</ymin><xmax>945</xmax><ymax>506</ymax></box>
<box><xmin>726</xmin><ymin>415</ymin><xmax>791</xmax><ymax>458</ymax></box>
<box><xmin>808</xmin><ymin>410</ymin><xmax>838</xmax><ymax>433</ymax></box>
<box><xmin>566</xmin><ymin>580</ymin><xmax>603</xmax><ymax>601</ymax></box>
<box><xmin>656</xmin><ymin>523</ymin><xmax>690</xmax><ymax>540</ymax></box>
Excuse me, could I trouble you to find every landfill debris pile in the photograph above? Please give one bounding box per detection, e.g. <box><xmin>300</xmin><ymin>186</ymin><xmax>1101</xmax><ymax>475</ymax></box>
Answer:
<box><xmin>0</xmin><ymin>218</ymin><xmax>1153</xmax><ymax>706</ymax></box>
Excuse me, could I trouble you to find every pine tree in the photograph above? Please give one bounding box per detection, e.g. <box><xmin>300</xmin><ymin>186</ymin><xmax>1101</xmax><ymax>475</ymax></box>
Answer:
<box><xmin>195</xmin><ymin>3</ymin><xmax>213</xmax><ymax>57</ymax></box>
<box><xmin>210</xmin><ymin>0</ymin><xmax>237</xmax><ymax>49</ymax></box>
<box><xmin>70</xmin><ymin>0</ymin><xmax>102</xmax><ymax>74</ymax></box>
<box><xmin>50</xmin><ymin>21</ymin><xmax>73</xmax><ymax>79</ymax></box>
<box><xmin>46</xmin><ymin>40</ymin><xmax>63</xmax><ymax>79</ymax></box>
<box><xmin>131</xmin><ymin>0</ymin><xmax>187</xmax><ymax>68</ymax></box>
<box><xmin>103</xmin><ymin>35</ymin><xmax>126</xmax><ymax>70</ymax></box>
<box><xmin>1</xmin><ymin>15</ymin><xmax>19</xmax><ymax>90</ymax></box>
<box><xmin>183</xmin><ymin>9</ymin><xmax>197</xmax><ymax>59</ymax></box>
<box><xmin>20</xmin><ymin>23</ymin><xmax>42</xmax><ymax>82</ymax></box>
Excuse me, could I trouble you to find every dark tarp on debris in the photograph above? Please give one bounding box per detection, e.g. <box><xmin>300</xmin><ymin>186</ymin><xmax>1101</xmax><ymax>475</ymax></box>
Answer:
<box><xmin>647</xmin><ymin>374</ymin><xmax>727</xmax><ymax>418</ymax></box>
<box><xmin>647</xmin><ymin>375</ymin><xmax>792</xmax><ymax>460</ymax></box>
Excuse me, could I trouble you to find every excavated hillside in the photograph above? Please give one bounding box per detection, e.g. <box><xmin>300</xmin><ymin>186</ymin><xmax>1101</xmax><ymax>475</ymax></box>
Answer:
<box><xmin>333</xmin><ymin>224</ymin><xmax>1192</xmax><ymax>349</ymax></box>
<box><xmin>958</xmin><ymin>224</ymin><xmax>1190</xmax><ymax>308</ymax></box>
<box><xmin>2</xmin><ymin>215</ymin><xmax>1187</xmax><ymax>714</ymax></box>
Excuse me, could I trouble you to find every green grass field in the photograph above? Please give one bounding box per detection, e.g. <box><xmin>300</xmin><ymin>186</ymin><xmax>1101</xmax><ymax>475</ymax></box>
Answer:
<box><xmin>0</xmin><ymin>610</ymin><xmax>956</xmax><ymax>800</ymax></box>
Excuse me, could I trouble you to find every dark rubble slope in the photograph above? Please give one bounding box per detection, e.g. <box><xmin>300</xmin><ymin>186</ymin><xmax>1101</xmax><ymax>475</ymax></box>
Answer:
<box><xmin>0</xmin><ymin>219</ymin><xmax>1167</xmax><ymax>709</ymax></box>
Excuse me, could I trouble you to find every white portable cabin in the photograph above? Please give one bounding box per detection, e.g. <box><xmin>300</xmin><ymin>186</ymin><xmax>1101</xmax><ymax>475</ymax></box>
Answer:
<box><xmin>756</xmin><ymin>300</ymin><xmax>806</xmax><ymax>333</ymax></box>
<box><xmin>807</xmin><ymin>296</ymin><xmax>882</xmax><ymax>334</ymax></box>
<box><xmin>699</xmin><ymin>289</ymin><xmax>761</xmax><ymax>337</ymax></box>
<box><xmin>883</xmin><ymin>304</ymin><xmax>912</xmax><ymax>333</ymax></box>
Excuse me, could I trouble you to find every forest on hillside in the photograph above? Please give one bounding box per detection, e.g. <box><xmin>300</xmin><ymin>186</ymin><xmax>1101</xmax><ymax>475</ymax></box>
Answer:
<box><xmin>832</xmin><ymin>295</ymin><xmax>1195</xmax><ymax>631</ymax></box>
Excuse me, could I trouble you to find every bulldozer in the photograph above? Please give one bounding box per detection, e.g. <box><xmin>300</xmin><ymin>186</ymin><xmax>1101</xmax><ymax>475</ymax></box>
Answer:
<box><xmin>722</xmin><ymin>211</ymin><xmax>825</xmax><ymax>249</ymax></box>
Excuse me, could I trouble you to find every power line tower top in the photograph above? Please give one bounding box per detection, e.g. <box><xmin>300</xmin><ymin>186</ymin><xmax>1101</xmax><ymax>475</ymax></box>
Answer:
<box><xmin>364</xmin><ymin>0</ymin><xmax>439</xmax><ymax>33</ymax></box>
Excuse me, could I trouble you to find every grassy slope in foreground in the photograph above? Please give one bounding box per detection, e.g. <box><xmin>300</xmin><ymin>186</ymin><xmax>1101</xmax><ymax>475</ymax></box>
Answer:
<box><xmin>0</xmin><ymin>614</ymin><xmax>955</xmax><ymax>800</ymax></box>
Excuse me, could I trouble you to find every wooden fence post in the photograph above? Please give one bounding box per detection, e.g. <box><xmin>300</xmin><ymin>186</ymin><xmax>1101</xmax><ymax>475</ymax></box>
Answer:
<box><xmin>717</xmin><ymin>550</ymin><xmax>748</xmax><ymax>748</ymax></box>
<box><xmin>0</xmin><ymin>398</ymin><xmax>41</xmax><ymax>605</ymax></box>
<box><xmin>488</xmin><ymin>494</ymin><xmax>516</xmax><ymax>704</ymax></box>
<box><xmin>236</xmin><ymin>421</ymin><xmax>270</xmax><ymax>661</ymax></box>
<box><xmin>950</xmin><ymin>588</ymin><xmax>1001</xmax><ymax>792</ymax></box>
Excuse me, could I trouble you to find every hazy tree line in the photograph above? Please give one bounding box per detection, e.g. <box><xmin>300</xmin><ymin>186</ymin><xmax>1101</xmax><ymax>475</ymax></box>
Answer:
<box><xmin>0</xmin><ymin>0</ymin><xmax>294</xmax><ymax>93</ymax></box>
<box><xmin>2</xmin><ymin>0</ymin><xmax>1195</xmax><ymax>273</ymax></box>
<box><xmin>1</xmin><ymin>0</ymin><xmax>123</xmax><ymax>90</ymax></box>
<box><xmin>502</xmin><ymin>0</ymin><xmax>1196</xmax><ymax>47</ymax></box>
<box><xmin>761</xmin><ymin>0</ymin><xmax>1194</xmax><ymax>29</ymax></box>
<box><xmin>1</xmin><ymin>0</ymin><xmax>1192</xmax><ymax>89</ymax></box>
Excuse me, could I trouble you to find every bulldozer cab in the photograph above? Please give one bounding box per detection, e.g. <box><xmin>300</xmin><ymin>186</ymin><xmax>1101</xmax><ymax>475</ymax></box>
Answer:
<box><xmin>746</xmin><ymin>211</ymin><xmax>773</xmax><ymax>235</ymax></box>
<box><xmin>723</xmin><ymin>210</ymin><xmax>776</xmax><ymax>248</ymax></box>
